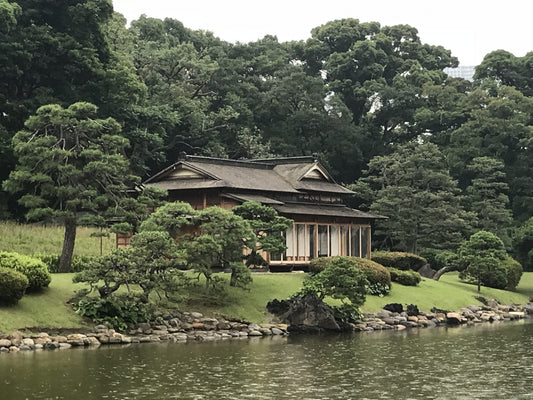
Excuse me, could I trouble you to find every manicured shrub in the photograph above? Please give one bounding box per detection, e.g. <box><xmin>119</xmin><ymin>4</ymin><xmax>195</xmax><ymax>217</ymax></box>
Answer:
<box><xmin>309</xmin><ymin>256</ymin><xmax>336</xmax><ymax>274</ymax></box>
<box><xmin>0</xmin><ymin>267</ymin><xmax>29</xmax><ymax>305</ymax></box>
<box><xmin>309</xmin><ymin>256</ymin><xmax>391</xmax><ymax>296</ymax></box>
<box><xmin>71</xmin><ymin>255</ymin><xmax>98</xmax><ymax>272</ymax></box>
<box><xmin>0</xmin><ymin>251</ymin><xmax>51</xmax><ymax>290</ymax></box>
<box><xmin>371</xmin><ymin>251</ymin><xmax>427</xmax><ymax>271</ymax></box>
<box><xmin>33</xmin><ymin>253</ymin><xmax>60</xmax><ymax>273</ymax></box>
<box><xmin>33</xmin><ymin>253</ymin><xmax>97</xmax><ymax>273</ymax></box>
<box><xmin>74</xmin><ymin>295</ymin><xmax>152</xmax><ymax>332</ymax></box>
<box><xmin>500</xmin><ymin>256</ymin><xmax>523</xmax><ymax>290</ymax></box>
<box><xmin>388</xmin><ymin>268</ymin><xmax>422</xmax><ymax>286</ymax></box>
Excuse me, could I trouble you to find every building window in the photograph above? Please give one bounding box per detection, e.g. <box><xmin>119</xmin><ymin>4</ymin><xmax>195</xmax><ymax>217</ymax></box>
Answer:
<box><xmin>280</xmin><ymin>223</ymin><xmax>370</xmax><ymax>262</ymax></box>
<box><xmin>318</xmin><ymin>225</ymin><xmax>328</xmax><ymax>257</ymax></box>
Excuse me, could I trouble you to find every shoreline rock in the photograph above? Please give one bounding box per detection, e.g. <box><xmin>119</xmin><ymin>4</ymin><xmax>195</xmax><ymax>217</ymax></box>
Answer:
<box><xmin>1</xmin><ymin>299</ymin><xmax>532</xmax><ymax>354</ymax></box>
<box><xmin>0</xmin><ymin>311</ymin><xmax>289</xmax><ymax>354</ymax></box>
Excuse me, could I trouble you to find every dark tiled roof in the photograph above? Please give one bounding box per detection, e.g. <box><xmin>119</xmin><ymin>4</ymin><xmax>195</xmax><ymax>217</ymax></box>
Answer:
<box><xmin>271</xmin><ymin>203</ymin><xmax>385</xmax><ymax>219</ymax></box>
<box><xmin>222</xmin><ymin>193</ymin><xmax>284</xmax><ymax>205</ymax></box>
<box><xmin>145</xmin><ymin>155</ymin><xmax>353</xmax><ymax>195</ymax></box>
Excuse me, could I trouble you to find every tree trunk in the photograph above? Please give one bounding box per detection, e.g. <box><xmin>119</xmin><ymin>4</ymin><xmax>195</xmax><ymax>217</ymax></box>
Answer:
<box><xmin>433</xmin><ymin>265</ymin><xmax>459</xmax><ymax>281</ymax></box>
<box><xmin>59</xmin><ymin>218</ymin><xmax>77</xmax><ymax>273</ymax></box>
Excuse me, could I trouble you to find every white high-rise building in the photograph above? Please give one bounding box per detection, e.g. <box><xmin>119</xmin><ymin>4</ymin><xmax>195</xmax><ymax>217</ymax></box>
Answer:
<box><xmin>443</xmin><ymin>66</ymin><xmax>475</xmax><ymax>81</ymax></box>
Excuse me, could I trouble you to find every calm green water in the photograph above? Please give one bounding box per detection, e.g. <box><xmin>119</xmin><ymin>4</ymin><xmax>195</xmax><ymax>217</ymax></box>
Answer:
<box><xmin>2</xmin><ymin>321</ymin><xmax>533</xmax><ymax>400</ymax></box>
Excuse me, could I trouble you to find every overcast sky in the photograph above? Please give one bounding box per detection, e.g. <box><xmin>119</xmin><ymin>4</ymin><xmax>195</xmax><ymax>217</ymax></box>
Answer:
<box><xmin>112</xmin><ymin>0</ymin><xmax>532</xmax><ymax>66</ymax></box>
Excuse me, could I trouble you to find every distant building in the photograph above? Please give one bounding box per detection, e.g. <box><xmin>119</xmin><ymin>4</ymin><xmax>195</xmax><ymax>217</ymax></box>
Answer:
<box><xmin>144</xmin><ymin>155</ymin><xmax>385</xmax><ymax>268</ymax></box>
<box><xmin>444</xmin><ymin>66</ymin><xmax>476</xmax><ymax>81</ymax></box>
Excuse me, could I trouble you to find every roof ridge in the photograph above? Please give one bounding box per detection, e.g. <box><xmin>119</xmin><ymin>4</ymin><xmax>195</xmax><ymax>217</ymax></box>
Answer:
<box><xmin>184</xmin><ymin>155</ymin><xmax>273</xmax><ymax>169</ymax></box>
<box><xmin>249</xmin><ymin>156</ymin><xmax>316</xmax><ymax>165</ymax></box>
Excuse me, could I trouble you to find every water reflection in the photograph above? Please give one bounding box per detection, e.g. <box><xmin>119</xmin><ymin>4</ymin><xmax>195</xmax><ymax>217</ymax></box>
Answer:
<box><xmin>2</xmin><ymin>321</ymin><xmax>533</xmax><ymax>399</ymax></box>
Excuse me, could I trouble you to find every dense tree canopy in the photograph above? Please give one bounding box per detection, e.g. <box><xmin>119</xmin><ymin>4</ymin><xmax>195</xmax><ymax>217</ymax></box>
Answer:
<box><xmin>0</xmin><ymin>1</ymin><xmax>532</xmax><ymax>262</ymax></box>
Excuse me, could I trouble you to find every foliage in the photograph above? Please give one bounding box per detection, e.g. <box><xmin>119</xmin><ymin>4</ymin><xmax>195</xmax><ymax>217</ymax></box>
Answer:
<box><xmin>0</xmin><ymin>267</ymin><xmax>29</xmax><ymax>305</ymax></box>
<box><xmin>458</xmin><ymin>231</ymin><xmax>508</xmax><ymax>291</ymax></box>
<box><xmin>232</xmin><ymin>201</ymin><xmax>293</xmax><ymax>268</ymax></box>
<box><xmin>500</xmin><ymin>257</ymin><xmax>523</xmax><ymax>291</ymax></box>
<box><xmin>309</xmin><ymin>256</ymin><xmax>391</xmax><ymax>295</ymax></box>
<box><xmin>423</xmin><ymin>250</ymin><xmax>461</xmax><ymax>271</ymax></box>
<box><xmin>512</xmin><ymin>217</ymin><xmax>533</xmax><ymax>271</ymax></box>
<box><xmin>388</xmin><ymin>268</ymin><xmax>422</xmax><ymax>286</ymax></box>
<box><xmin>74</xmin><ymin>294</ymin><xmax>152</xmax><ymax>332</ymax></box>
<box><xmin>0</xmin><ymin>251</ymin><xmax>51</xmax><ymax>290</ymax></box>
<box><xmin>34</xmin><ymin>253</ymin><xmax>98</xmax><ymax>274</ymax></box>
<box><xmin>3</xmin><ymin>102</ymin><xmax>141</xmax><ymax>272</ymax></box>
<box><xmin>464</xmin><ymin>157</ymin><xmax>513</xmax><ymax>245</ymax></box>
<box><xmin>178</xmin><ymin>206</ymin><xmax>254</xmax><ymax>289</ymax></box>
<box><xmin>371</xmin><ymin>251</ymin><xmax>427</xmax><ymax>271</ymax></box>
<box><xmin>139</xmin><ymin>201</ymin><xmax>195</xmax><ymax>237</ymax></box>
<box><xmin>301</xmin><ymin>257</ymin><xmax>368</xmax><ymax>309</ymax></box>
<box><xmin>355</xmin><ymin>142</ymin><xmax>475</xmax><ymax>253</ymax></box>
<box><xmin>74</xmin><ymin>231</ymin><xmax>188</xmax><ymax>304</ymax></box>
<box><xmin>228</xmin><ymin>262</ymin><xmax>253</xmax><ymax>289</ymax></box>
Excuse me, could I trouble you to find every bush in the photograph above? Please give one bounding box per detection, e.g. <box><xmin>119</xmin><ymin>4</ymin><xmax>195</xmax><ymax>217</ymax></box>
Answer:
<box><xmin>33</xmin><ymin>253</ymin><xmax>60</xmax><ymax>273</ymax></box>
<box><xmin>0</xmin><ymin>267</ymin><xmax>29</xmax><ymax>305</ymax></box>
<box><xmin>500</xmin><ymin>257</ymin><xmax>523</xmax><ymax>290</ymax></box>
<box><xmin>301</xmin><ymin>257</ymin><xmax>369</xmax><ymax>308</ymax></box>
<box><xmin>0</xmin><ymin>251</ymin><xmax>51</xmax><ymax>290</ymax></box>
<box><xmin>33</xmin><ymin>253</ymin><xmax>97</xmax><ymax>273</ymax></box>
<box><xmin>371</xmin><ymin>251</ymin><xmax>427</xmax><ymax>271</ymax></box>
<box><xmin>71</xmin><ymin>255</ymin><xmax>98</xmax><ymax>272</ymax></box>
<box><xmin>74</xmin><ymin>295</ymin><xmax>152</xmax><ymax>332</ymax></box>
<box><xmin>388</xmin><ymin>268</ymin><xmax>422</xmax><ymax>286</ymax></box>
<box><xmin>309</xmin><ymin>256</ymin><xmax>391</xmax><ymax>296</ymax></box>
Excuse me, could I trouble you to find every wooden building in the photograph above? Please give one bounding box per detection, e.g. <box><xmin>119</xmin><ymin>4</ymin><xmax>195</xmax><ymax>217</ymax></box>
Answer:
<box><xmin>144</xmin><ymin>155</ymin><xmax>383</xmax><ymax>268</ymax></box>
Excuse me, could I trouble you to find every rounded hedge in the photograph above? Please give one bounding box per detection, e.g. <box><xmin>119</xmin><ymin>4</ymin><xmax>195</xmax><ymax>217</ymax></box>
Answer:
<box><xmin>33</xmin><ymin>253</ymin><xmax>97</xmax><ymax>273</ymax></box>
<box><xmin>0</xmin><ymin>267</ymin><xmax>29</xmax><ymax>305</ymax></box>
<box><xmin>0</xmin><ymin>251</ymin><xmax>51</xmax><ymax>290</ymax></box>
<box><xmin>500</xmin><ymin>256</ymin><xmax>523</xmax><ymax>290</ymax></box>
<box><xmin>309</xmin><ymin>256</ymin><xmax>391</xmax><ymax>290</ymax></box>
<box><xmin>371</xmin><ymin>251</ymin><xmax>427</xmax><ymax>271</ymax></box>
<box><xmin>388</xmin><ymin>268</ymin><xmax>422</xmax><ymax>286</ymax></box>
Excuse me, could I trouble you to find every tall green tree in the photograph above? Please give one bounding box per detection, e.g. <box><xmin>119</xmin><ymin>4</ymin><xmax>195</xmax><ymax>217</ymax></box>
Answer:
<box><xmin>3</xmin><ymin>102</ymin><xmax>140</xmax><ymax>272</ymax></box>
<box><xmin>458</xmin><ymin>231</ymin><xmax>507</xmax><ymax>292</ymax></box>
<box><xmin>465</xmin><ymin>157</ymin><xmax>513</xmax><ymax>245</ymax></box>
<box><xmin>512</xmin><ymin>217</ymin><xmax>533</xmax><ymax>271</ymax></box>
<box><xmin>444</xmin><ymin>85</ymin><xmax>533</xmax><ymax>222</ymax></box>
<box><xmin>354</xmin><ymin>142</ymin><xmax>474</xmax><ymax>253</ymax></box>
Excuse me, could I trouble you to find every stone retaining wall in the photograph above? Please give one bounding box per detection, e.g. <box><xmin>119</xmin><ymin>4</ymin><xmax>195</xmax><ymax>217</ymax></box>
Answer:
<box><xmin>0</xmin><ymin>311</ymin><xmax>288</xmax><ymax>353</ymax></box>
<box><xmin>2</xmin><ymin>301</ymin><xmax>533</xmax><ymax>353</ymax></box>
<box><xmin>356</xmin><ymin>301</ymin><xmax>532</xmax><ymax>332</ymax></box>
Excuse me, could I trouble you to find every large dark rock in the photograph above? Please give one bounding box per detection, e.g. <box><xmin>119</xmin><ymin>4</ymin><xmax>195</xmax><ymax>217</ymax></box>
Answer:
<box><xmin>267</xmin><ymin>294</ymin><xmax>341</xmax><ymax>332</ymax></box>
<box><xmin>383</xmin><ymin>303</ymin><xmax>403</xmax><ymax>313</ymax></box>
<box><xmin>418</xmin><ymin>264</ymin><xmax>436</xmax><ymax>279</ymax></box>
<box><xmin>406</xmin><ymin>304</ymin><xmax>420</xmax><ymax>316</ymax></box>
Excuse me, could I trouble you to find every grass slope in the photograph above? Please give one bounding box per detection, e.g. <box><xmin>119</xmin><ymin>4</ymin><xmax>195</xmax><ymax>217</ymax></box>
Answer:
<box><xmin>0</xmin><ymin>274</ymin><xmax>89</xmax><ymax>333</ymax></box>
<box><xmin>0</xmin><ymin>222</ymin><xmax>116</xmax><ymax>256</ymax></box>
<box><xmin>1</xmin><ymin>271</ymin><xmax>532</xmax><ymax>333</ymax></box>
<box><xmin>363</xmin><ymin>272</ymin><xmax>533</xmax><ymax>313</ymax></box>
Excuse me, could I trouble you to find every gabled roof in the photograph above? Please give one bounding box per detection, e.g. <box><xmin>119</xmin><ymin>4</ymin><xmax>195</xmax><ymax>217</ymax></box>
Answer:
<box><xmin>144</xmin><ymin>155</ymin><xmax>354</xmax><ymax>195</ymax></box>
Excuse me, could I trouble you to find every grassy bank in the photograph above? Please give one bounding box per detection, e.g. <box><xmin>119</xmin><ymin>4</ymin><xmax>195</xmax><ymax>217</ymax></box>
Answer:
<box><xmin>0</xmin><ymin>221</ymin><xmax>116</xmax><ymax>256</ymax></box>
<box><xmin>1</xmin><ymin>271</ymin><xmax>532</xmax><ymax>334</ymax></box>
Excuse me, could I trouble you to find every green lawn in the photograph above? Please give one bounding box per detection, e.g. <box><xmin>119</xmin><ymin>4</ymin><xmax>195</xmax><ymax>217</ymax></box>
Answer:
<box><xmin>1</xmin><ymin>271</ymin><xmax>532</xmax><ymax>333</ymax></box>
<box><xmin>362</xmin><ymin>272</ymin><xmax>532</xmax><ymax>313</ymax></box>
<box><xmin>0</xmin><ymin>221</ymin><xmax>116</xmax><ymax>256</ymax></box>
<box><xmin>0</xmin><ymin>273</ymin><xmax>90</xmax><ymax>333</ymax></box>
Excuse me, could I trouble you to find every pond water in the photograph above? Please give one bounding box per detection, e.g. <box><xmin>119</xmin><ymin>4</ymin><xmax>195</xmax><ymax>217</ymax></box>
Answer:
<box><xmin>2</xmin><ymin>321</ymin><xmax>533</xmax><ymax>399</ymax></box>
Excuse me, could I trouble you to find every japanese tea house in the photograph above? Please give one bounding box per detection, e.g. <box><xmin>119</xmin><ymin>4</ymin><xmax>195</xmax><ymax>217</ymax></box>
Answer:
<box><xmin>143</xmin><ymin>155</ymin><xmax>383</xmax><ymax>268</ymax></box>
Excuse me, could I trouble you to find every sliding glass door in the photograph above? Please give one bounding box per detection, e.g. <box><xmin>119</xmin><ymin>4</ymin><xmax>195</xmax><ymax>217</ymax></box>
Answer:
<box><xmin>280</xmin><ymin>223</ymin><xmax>371</xmax><ymax>262</ymax></box>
